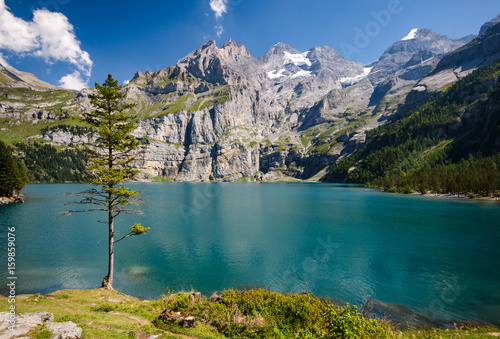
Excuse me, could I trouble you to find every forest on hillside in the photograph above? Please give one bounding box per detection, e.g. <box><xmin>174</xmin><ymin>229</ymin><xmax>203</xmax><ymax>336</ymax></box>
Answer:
<box><xmin>0</xmin><ymin>140</ymin><xmax>28</xmax><ymax>197</ymax></box>
<box><xmin>323</xmin><ymin>58</ymin><xmax>500</xmax><ymax>196</ymax></box>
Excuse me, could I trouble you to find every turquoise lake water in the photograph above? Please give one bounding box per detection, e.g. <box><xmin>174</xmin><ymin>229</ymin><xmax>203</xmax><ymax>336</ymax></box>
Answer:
<box><xmin>1</xmin><ymin>183</ymin><xmax>499</xmax><ymax>324</ymax></box>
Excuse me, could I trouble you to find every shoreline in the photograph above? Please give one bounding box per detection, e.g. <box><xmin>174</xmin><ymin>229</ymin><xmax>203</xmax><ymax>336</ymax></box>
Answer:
<box><xmin>0</xmin><ymin>196</ymin><xmax>23</xmax><ymax>205</ymax></box>
<box><xmin>411</xmin><ymin>191</ymin><xmax>500</xmax><ymax>201</ymax></box>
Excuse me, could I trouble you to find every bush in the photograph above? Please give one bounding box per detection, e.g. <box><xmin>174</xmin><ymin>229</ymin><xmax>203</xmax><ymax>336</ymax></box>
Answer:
<box><xmin>153</xmin><ymin>289</ymin><xmax>399</xmax><ymax>338</ymax></box>
<box><xmin>324</xmin><ymin>303</ymin><xmax>392</xmax><ymax>339</ymax></box>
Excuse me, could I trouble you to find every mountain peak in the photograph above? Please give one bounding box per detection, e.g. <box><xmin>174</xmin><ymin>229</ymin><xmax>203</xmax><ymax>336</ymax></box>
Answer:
<box><xmin>220</xmin><ymin>39</ymin><xmax>251</xmax><ymax>57</ymax></box>
<box><xmin>221</xmin><ymin>38</ymin><xmax>243</xmax><ymax>49</ymax></box>
<box><xmin>479</xmin><ymin>14</ymin><xmax>500</xmax><ymax>35</ymax></box>
<box><xmin>266</xmin><ymin>42</ymin><xmax>300</xmax><ymax>56</ymax></box>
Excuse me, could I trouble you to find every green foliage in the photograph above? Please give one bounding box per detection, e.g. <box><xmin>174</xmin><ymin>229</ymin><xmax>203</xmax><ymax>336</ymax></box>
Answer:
<box><xmin>129</xmin><ymin>223</ymin><xmax>150</xmax><ymax>235</ymax></box>
<box><xmin>13</xmin><ymin>142</ymin><xmax>88</xmax><ymax>183</ymax></box>
<box><xmin>324</xmin><ymin>303</ymin><xmax>392</xmax><ymax>339</ymax></box>
<box><xmin>152</xmin><ymin>289</ymin><xmax>396</xmax><ymax>338</ymax></box>
<box><xmin>324</xmin><ymin>57</ymin><xmax>500</xmax><ymax>195</ymax></box>
<box><xmin>372</xmin><ymin>154</ymin><xmax>500</xmax><ymax>195</ymax></box>
<box><xmin>0</xmin><ymin>140</ymin><xmax>29</xmax><ymax>197</ymax></box>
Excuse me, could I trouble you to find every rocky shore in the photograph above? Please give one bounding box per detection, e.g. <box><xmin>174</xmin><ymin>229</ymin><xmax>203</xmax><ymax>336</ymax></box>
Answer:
<box><xmin>0</xmin><ymin>196</ymin><xmax>23</xmax><ymax>205</ymax></box>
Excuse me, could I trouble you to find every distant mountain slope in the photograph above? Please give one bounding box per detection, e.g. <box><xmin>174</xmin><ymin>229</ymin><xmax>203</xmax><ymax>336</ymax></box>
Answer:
<box><xmin>0</xmin><ymin>64</ymin><xmax>57</xmax><ymax>89</ymax></box>
<box><xmin>322</xmin><ymin>57</ymin><xmax>500</xmax><ymax>194</ymax></box>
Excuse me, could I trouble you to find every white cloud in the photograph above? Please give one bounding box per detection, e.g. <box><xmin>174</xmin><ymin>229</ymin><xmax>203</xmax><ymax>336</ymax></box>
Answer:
<box><xmin>123</xmin><ymin>80</ymin><xmax>130</xmax><ymax>85</ymax></box>
<box><xmin>58</xmin><ymin>70</ymin><xmax>86</xmax><ymax>90</ymax></box>
<box><xmin>32</xmin><ymin>9</ymin><xmax>93</xmax><ymax>76</ymax></box>
<box><xmin>210</xmin><ymin>0</ymin><xmax>228</xmax><ymax>19</ymax></box>
<box><xmin>0</xmin><ymin>1</ymin><xmax>38</xmax><ymax>53</ymax></box>
<box><xmin>0</xmin><ymin>0</ymin><xmax>92</xmax><ymax>86</ymax></box>
<box><xmin>0</xmin><ymin>52</ymin><xmax>9</xmax><ymax>66</ymax></box>
<box><xmin>215</xmin><ymin>24</ymin><xmax>224</xmax><ymax>38</ymax></box>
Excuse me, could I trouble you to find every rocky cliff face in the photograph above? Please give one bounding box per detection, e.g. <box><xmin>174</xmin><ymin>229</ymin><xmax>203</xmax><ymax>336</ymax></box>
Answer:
<box><xmin>2</xmin><ymin>16</ymin><xmax>500</xmax><ymax>182</ymax></box>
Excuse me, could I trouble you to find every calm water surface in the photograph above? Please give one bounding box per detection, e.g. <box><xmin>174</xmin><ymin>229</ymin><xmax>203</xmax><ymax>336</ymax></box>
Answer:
<box><xmin>1</xmin><ymin>183</ymin><xmax>499</xmax><ymax>324</ymax></box>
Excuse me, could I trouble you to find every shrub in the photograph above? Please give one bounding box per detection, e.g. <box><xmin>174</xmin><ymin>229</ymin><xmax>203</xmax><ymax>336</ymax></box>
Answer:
<box><xmin>467</xmin><ymin>192</ymin><xmax>477</xmax><ymax>199</ymax></box>
<box><xmin>324</xmin><ymin>303</ymin><xmax>392</xmax><ymax>339</ymax></box>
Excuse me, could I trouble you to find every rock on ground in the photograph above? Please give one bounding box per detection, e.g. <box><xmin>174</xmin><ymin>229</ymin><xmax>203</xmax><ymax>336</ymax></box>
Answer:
<box><xmin>0</xmin><ymin>311</ymin><xmax>82</xmax><ymax>339</ymax></box>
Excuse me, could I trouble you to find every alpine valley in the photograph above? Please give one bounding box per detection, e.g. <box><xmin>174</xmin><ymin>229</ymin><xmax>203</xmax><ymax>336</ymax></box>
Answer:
<box><xmin>1</xmin><ymin>15</ymin><xmax>500</xmax><ymax>184</ymax></box>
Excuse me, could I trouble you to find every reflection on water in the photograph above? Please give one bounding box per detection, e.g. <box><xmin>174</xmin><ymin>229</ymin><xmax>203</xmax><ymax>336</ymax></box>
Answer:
<box><xmin>1</xmin><ymin>183</ymin><xmax>499</xmax><ymax>325</ymax></box>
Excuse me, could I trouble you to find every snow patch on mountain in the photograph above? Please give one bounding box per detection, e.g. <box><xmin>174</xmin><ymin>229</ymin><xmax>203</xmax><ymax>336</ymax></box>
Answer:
<box><xmin>340</xmin><ymin>67</ymin><xmax>372</xmax><ymax>86</ymax></box>
<box><xmin>284</xmin><ymin>51</ymin><xmax>312</xmax><ymax>67</ymax></box>
<box><xmin>268</xmin><ymin>69</ymin><xmax>286</xmax><ymax>79</ymax></box>
<box><xmin>291</xmin><ymin>70</ymin><xmax>312</xmax><ymax>79</ymax></box>
<box><xmin>402</xmin><ymin>28</ymin><xmax>419</xmax><ymax>41</ymax></box>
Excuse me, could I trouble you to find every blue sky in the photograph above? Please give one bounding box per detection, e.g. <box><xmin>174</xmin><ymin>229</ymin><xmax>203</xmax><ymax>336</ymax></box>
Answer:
<box><xmin>0</xmin><ymin>0</ymin><xmax>499</xmax><ymax>90</ymax></box>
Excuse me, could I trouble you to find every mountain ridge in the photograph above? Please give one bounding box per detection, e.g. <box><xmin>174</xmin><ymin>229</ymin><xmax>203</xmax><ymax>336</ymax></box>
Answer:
<box><xmin>1</xmin><ymin>15</ymin><xmax>499</xmax><ymax>183</ymax></box>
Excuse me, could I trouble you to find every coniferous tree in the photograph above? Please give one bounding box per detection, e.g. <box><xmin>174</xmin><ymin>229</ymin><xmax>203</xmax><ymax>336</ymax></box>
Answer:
<box><xmin>66</xmin><ymin>74</ymin><xmax>149</xmax><ymax>290</ymax></box>
<box><xmin>0</xmin><ymin>140</ymin><xmax>28</xmax><ymax>198</ymax></box>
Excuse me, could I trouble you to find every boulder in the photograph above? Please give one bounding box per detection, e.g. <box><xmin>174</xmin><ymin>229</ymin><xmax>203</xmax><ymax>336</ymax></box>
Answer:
<box><xmin>189</xmin><ymin>292</ymin><xmax>201</xmax><ymax>303</ymax></box>
<box><xmin>158</xmin><ymin>309</ymin><xmax>198</xmax><ymax>328</ymax></box>
<box><xmin>0</xmin><ymin>311</ymin><xmax>82</xmax><ymax>339</ymax></box>
<box><xmin>47</xmin><ymin>321</ymin><xmax>82</xmax><ymax>339</ymax></box>
<box><xmin>208</xmin><ymin>292</ymin><xmax>220</xmax><ymax>303</ymax></box>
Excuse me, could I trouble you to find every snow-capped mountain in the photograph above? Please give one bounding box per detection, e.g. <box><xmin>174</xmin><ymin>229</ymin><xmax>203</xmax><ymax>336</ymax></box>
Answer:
<box><xmin>3</xmin><ymin>15</ymin><xmax>500</xmax><ymax>183</ymax></box>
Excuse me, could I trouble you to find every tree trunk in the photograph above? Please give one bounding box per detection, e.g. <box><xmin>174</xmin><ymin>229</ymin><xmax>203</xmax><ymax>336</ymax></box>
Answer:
<box><xmin>105</xmin><ymin>215</ymin><xmax>114</xmax><ymax>290</ymax></box>
<box><xmin>104</xmin><ymin>143</ymin><xmax>115</xmax><ymax>290</ymax></box>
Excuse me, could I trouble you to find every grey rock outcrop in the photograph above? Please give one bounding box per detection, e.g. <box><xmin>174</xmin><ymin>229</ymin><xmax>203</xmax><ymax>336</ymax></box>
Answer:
<box><xmin>0</xmin><ymin>311</ymin><xmax>82</xmax><ymax>339</ymax></box>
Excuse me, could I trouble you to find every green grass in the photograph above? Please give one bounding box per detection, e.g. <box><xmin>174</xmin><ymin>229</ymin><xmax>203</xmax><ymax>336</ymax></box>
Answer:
<box><xmin>155</xmin><ymin>93</ymin><xmax>194</xmax><ymax>116</ymax></box>
<box><xmin>0</xmin><ymin>117</ymin><xmax>86</xmax><ymax>145</ymax></box>
<box><xmin>188</xmin><ymin>98</ymin><xmax>204</xmax><ymax>111</ymax></box>
<box><xmin>188</xmin><ymin>85</ymin><xmax>231</xmax><ymax>111</ymax></box>
<box><xmin>0</xmin><ymin>73</ymin><xmax>14</xmax><ymax>83</ymax></box>
<box><xmin>0</xmin><ymin>288</ymin><xmax>498</xmax><ymax>339</ymax></box>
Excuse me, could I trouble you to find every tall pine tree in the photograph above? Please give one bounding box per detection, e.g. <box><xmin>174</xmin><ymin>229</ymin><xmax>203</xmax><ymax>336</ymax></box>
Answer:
<box><xmin>66</xmin><ymin>74</ymin><xmax>149</xmax><ymax>290</ymax></box>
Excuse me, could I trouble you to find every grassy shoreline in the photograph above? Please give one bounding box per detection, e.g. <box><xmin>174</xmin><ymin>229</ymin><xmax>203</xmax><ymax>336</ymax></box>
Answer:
<box><xmin>1</xmin><ymin>288</ymin><xmax>499</xmax><ymax>338</ymax></box>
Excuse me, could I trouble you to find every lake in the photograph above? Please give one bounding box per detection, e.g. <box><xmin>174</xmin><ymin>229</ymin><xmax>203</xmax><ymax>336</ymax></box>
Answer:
<box><xmin>1</xmin><ymin>183</ymin><xmax>499</xmax><ymax>325</ymax></box>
